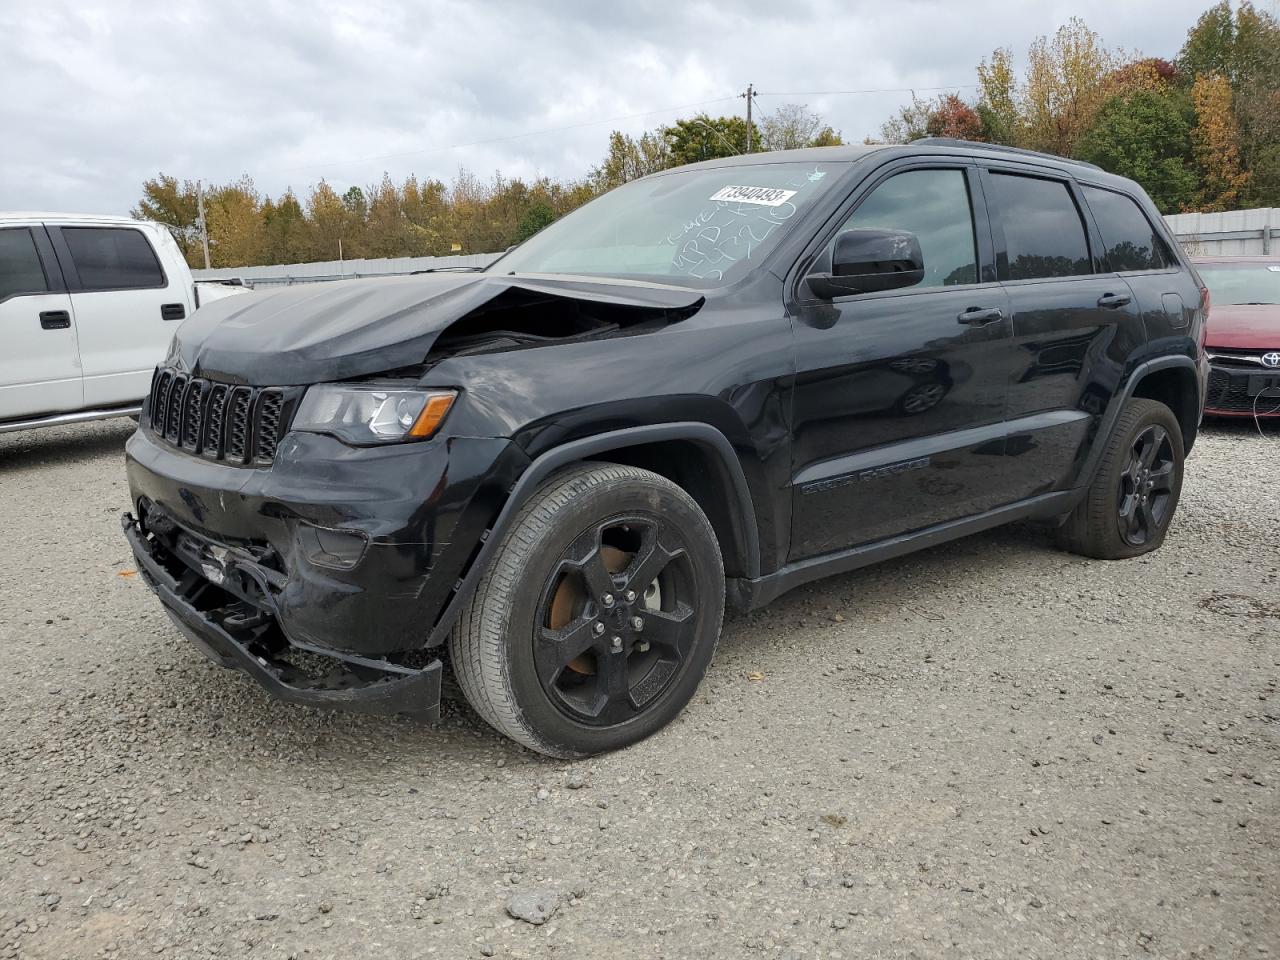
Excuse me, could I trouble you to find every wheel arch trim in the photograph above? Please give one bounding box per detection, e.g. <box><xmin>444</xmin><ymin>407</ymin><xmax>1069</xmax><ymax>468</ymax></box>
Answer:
<box><xmin>426</xmin><ymin>421</ymin><xmax>759</xmax><ymax>646</ymax></box>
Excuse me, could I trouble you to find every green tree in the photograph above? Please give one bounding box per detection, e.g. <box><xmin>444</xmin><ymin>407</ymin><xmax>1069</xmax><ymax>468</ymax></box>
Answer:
<box><xmin>262</xmin><ymin>190</ymin><xmax>306</xmax><ymax>265</ymax></box>
<box><xmin>1075</xmin><ymin>90</ymin><xmax>1197</xmax><ymax>212</ymax></box>
<box><xmin>514</xmin><ymin>201</ymin><xmax>557</xmax><ymax>244</ymax></box>
<box><xmin>663</xmin><ymin>114</ymin><xmax>758</xmax><ymax>165</ymax></box>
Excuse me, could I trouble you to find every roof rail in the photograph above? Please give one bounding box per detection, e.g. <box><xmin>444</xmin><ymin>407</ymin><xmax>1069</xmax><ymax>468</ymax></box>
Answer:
<box><xmin>910</xmin><ymin>138</ymin><xmax>1103</xmax><ymax>171</ymax></box>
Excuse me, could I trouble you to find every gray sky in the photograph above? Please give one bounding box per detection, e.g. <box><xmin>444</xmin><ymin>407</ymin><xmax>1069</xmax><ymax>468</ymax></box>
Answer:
<box><xmin>1</xmin><ymin>0</ymin><xmax>1218</xmax><ymax>216</ymax></box>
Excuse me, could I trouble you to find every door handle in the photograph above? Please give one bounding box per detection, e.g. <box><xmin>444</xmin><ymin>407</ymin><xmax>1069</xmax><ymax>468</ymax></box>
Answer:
<box><xmin>39</xmin><ymin>310</ymin><xmax>71</xmax><ymax>330</ymax></box>
<box><xmin>956</xmin><ymin>307</ymin><xmax>1004</xmax><ymax>326</ymax></box>
<box><xmin>1097</xmin><ymin>292</ymin><xmax>1132</xmax><ymax>309</ymax></box>
<box><xmin>161</xmin><ymin>303</ymin><xmax>186</xmax><ymax>321</ymax></box>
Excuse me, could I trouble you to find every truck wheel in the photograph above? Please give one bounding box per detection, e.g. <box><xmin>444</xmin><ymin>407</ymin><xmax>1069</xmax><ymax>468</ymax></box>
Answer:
<box><xmin>449</xmin><ymin>462</ymin><xmax>724</xmax><ymax>758</ymax></box>
<box><xmin>1057</xmin><ymin>398</ymin><xmax>1185</xmax><ymax>560</ymax></box>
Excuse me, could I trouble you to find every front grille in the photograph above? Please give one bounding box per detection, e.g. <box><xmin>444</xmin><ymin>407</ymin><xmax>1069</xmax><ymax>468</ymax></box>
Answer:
<box><xmin>146</xmin><ymin>367</ymin><xmax>293</xmax><ymax>464</ymax></box>
<box><xmin>1206</xmin><ymin>347</ymin><xmax>1280</xmax><ymax>368</ymax></box>
<box><xmin>1206</xmin><ymin>364</ymin><xmax>1280</xmax><ymax>414</ymax></box>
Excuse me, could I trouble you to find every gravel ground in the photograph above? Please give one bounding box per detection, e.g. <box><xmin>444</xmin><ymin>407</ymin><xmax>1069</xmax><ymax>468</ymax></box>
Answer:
<box><xmin>0</xmin><ymin>418</ymin><xmax>1276</xmax><ymax>960</ymax></box>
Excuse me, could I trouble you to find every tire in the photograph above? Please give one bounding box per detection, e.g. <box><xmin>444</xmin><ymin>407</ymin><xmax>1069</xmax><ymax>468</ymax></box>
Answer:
<box><xmin>449</xmin><ymin>462</ymin><xmax>725</xmax><ymax>758</ymax></box>
<box><xmin>1057</xmin><ymin>398</ymin><xmax>1185</xmax><ymax>560</ymax></box>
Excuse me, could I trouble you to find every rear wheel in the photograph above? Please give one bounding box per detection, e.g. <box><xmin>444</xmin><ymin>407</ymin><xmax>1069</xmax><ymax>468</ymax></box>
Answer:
<box><xmin>449</xmin><ymin>463</ymin><xmax>724</xmax><ymax>758</ymax></box>
<box><xmin>1057</xmin><ymin>398</ymin><xmax>1184</xmax><ymax>559</ymax></box>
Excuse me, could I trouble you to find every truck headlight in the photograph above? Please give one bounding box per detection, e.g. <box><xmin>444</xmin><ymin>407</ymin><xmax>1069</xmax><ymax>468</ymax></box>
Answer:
<box><xmin>293</xmin><ymin>385</ymin><xmax>457</xmax><ymax>444</ymax></box>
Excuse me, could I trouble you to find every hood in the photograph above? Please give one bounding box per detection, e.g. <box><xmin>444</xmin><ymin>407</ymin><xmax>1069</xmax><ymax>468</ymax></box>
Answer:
<box><xmin>1204</xmin><ymin>304</ymin><xmax>1280</xmax><ymax>351</ymax></box>
<box><xmin>171</xmin><ymin>272</ymin><xmax>704</xmax><ymax>385</ymax></box>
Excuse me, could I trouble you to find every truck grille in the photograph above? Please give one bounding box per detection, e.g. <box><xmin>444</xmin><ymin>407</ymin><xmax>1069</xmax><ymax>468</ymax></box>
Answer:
<box><xmin>147</xmin><ymin>367</ymin><xmax>294</xmax><ymax>465</ymax></box>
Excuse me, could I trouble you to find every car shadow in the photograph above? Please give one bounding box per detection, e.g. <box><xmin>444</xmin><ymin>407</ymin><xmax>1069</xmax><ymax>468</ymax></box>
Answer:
<box><xmin>0</xmin><ymin>419</ymin><xmax>135</xmax><ymax>473</ymax></box>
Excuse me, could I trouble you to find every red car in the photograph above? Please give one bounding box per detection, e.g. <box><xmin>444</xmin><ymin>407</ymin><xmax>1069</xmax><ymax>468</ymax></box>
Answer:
<box><xmin>1195</xmin><ymin>256</ymin><xmax>1280</xmax><ymax>417</ymax></box>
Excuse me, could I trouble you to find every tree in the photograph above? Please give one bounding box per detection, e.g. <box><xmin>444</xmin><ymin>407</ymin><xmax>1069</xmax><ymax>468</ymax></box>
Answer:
<box><xmin>663</xmin><ymin>114</ymin><xmax>758</xmax><ymax>165</ymax></box>
<box><xmin>133</xmin><ymin>174</ymin><xmax>201</xmax><ymax>264</ymax></box>
<box><xmin>1075</xmin><ymin>90</ymin><xmax>1197</xmax><ymax>212</ymax></box>
<box><xmin>303</xmin><ymin>180</ymin><xmax>348</xmax><ymax>263</ymax></box>
<box><xmin>262</xmin><ymin>190</ymin><xmax>306</xmax><ymax>264</ymax></box>
<box><xmin>1179</xmin><ymin>1</ymin><xmax>1238</xmax><ymax>81</ymax></box>
<box><xmin>202</xmin><ymin>177</ymin><xmax>266</xmax><ymax>268</ymax></box>
<box><xmin>591</xmin><ymin>130</ymin><xmax>672</xmax><ymax>190</ymax></box>
<box><xmin>976</xmin><ymin>47</ymin><xmax>1022</xmax><ymax>145</ymax></box>
<box><xmin>926</xmin><ymin>95</ymin><xmax>985</xmax><ymax>140</ymax></box>
<box><xmin>879</xmin><ymin>95</ymin><xmax>934</xmax><ymax>144</ymax></box>
<box><xmin>758</xmin><ymin>103</ymin><xmax>842</xmax><ymax>151</ymax></box>
<box><xmin>514</xmin><ymin>201</ymin><xmax>557</xmax><ymax>244</ymax></box>
<box><xmin>365</xmin><ymin>173</ymin><xmax>408</xmax><ymax>259</ymax></box>
<box><xmin>1022</xmin><ymin>17</ymin><xmax>1122</xmax><ymax>156</ymax></box>
<box><xmin>1190</xmin><ymin>73</ymin><xmax>1250</xmax><ymax>210</ymax></box>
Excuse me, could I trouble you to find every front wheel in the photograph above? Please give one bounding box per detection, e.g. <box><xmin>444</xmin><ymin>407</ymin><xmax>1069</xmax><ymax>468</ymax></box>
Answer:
<box><xmin>449</xmin><ymin>463</ymin><xmax>725</xmax><ymax>758</ymax></box>
<box><xmin>1057</xmin><ymin>398</ymin><xmax>1185</xmax><ymax>559</ymax></box>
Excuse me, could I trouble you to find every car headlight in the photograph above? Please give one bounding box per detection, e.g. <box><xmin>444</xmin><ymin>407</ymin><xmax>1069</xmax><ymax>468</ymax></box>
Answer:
<box><xmin>292</xmin><ymin>384</ymin><xmax>457</xmax><ymax>444</ymax></box>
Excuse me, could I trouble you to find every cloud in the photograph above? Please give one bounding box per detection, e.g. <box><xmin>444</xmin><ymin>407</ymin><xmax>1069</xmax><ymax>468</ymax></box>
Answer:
<box><xmin>0</xmin><ymin>0</ymin><xmax>1211</xmax><ymax>215</ymax></box>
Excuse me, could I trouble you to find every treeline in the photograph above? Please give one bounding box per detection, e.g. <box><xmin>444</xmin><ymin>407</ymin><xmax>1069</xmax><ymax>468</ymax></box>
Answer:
<box><xmin>134</xmin><ymin>104</ymin><xmax>840</xmax><ymax>269</ymax></box>
<box><xmin>879</xmin><ymin>1</ymin><xmax>1279</xmax><ymax>213</ymax></box>
<box><xmin>136</xmin><ymin>1</ymin><xmax>1278</xmax><ymax>269</ymax></box>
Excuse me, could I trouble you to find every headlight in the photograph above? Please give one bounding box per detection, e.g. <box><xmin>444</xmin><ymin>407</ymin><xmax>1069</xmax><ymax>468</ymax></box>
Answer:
<box><xmin>292</xmin><ymin>385</ymin><xmax>457</xmax><ymax>444</ymax></box>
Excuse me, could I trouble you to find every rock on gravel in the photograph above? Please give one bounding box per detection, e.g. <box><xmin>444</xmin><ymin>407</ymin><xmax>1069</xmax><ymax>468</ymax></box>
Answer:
<box><xmin>506</xmin><ymin>888</ymin><xmax>562</xmax><ymax>925</ymax></box>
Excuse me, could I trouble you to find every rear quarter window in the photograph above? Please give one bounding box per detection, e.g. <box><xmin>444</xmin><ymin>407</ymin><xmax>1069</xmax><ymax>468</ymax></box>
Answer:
<box><xmin>62</xmin><ymin>226</ymin><xmax>166</xmax><ymax>291</ymax></box>
<box><xmin>1082</xmin><ymin>186</ymin><xmax>1169</xmax><ymax>272</ymax></box>
<box><xmin>0</xmin><ymin>227</ymin><xmax>50</xmax><ymax>301</ymax></box>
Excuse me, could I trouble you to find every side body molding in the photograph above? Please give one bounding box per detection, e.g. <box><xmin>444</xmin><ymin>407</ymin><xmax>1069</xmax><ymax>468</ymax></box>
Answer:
<box><xmin>426</xmin><ymin>421</ymin><xmax>760</xmax><ymax>646</ymax></box>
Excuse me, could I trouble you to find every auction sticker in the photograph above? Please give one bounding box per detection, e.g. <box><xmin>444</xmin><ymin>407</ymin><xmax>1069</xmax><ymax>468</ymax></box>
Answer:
<box><xmin>709</xmin><ymin>185</ymin><xmax>798</xmax><ymax>207</ymax></box>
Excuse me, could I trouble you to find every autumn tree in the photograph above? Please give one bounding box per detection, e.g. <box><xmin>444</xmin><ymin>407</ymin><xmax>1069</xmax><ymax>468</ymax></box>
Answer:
<box><xmin>926</xmin><ymin>95</ymin><xmax>985</xmax><ymax>140</ymax></box>
<box><xmin>591</xmin><ymin>130</ymin><xmax>673</xmax><ymax>189</ymax></box>
<box><xmin>204</xmin><ymin>177</ymin><xmax>266</xmax><ymax>268</ymax></box>
<box><xmin>262</xmin><ymin>190</ymin><xmax>307</xmax><ymax>264</ymax></box>
<box><xmin>1021</xmin><ymin>17</ymin><xmax>1123</xmax><ymax>156</ymax></box>
<box><xmin>976</xmin><ymin>47</ymin><xmax>1022</xmax><ymax>144</ymax></box>
<box><xmin>133</xmin><ymin>175</ymin><xmax>202</xmax><ymax>262</ymax></box>
<box><xmin>1190</xmin><ymin>73</ymin><xmax>1250</xmax><ymax>210</ymax></box>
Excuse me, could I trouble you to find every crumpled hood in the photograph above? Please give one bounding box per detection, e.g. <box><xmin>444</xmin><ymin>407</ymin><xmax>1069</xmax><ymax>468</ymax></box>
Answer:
<box><xmin>1205</xmin><ymin>304</ymin><xmax>1280</xmax><ymax>350</ymax></box>
<box><xmin>170</xmin><ymin>272</ymin><xmax>704</xmax><ymax>385</ymax></box>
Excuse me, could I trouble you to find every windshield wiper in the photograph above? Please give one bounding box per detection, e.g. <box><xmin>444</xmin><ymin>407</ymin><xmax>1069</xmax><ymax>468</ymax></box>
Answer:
<box><xmin>410</xmin><ymin>266</ymin><xmax>484</xmax><ymax>274</ymax></box>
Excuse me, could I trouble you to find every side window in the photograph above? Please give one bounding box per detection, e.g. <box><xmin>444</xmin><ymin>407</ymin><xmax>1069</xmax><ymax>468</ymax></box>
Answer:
<box><xmin>0</xmin><ymin>228</ymin><xmax>50</xmax><ymax>301</ymax></box>
<box><xmin>836</xmin><ymin>169</ymin><xmax>978</xmax><ymax>287</ymax></box>
<box><xmin>988</xmin><ymin>173</ymin><xmax>1091</xmax><ymax>281</ymax></box>
<box><xmin>61</xmin><ymin>227</ymin><xmax>165</xmax><ymax>291</ymax></box>
<box><xmin>1082</xmin><ymin>186</ymin><xmax>1169</xmax><ymax>272</ymax></box>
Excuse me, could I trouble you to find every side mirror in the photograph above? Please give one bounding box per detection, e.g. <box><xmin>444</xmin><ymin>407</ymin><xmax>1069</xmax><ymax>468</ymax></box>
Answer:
<box><xmin>807</xmin><ymin>229</ymin><xmax>925</xmax><ymax>299</ymax></box>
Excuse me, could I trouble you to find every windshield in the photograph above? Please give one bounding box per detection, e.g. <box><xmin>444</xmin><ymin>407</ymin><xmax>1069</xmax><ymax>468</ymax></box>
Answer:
<box><xmin>491</xmin><ymin>162</ymin><xmax>846</xmax><ymax>287</ymax></box>
<box><xmin>1199</xmin><ymin>263</ymin><xmax>1280</xmax><ymax>305</ymax></box>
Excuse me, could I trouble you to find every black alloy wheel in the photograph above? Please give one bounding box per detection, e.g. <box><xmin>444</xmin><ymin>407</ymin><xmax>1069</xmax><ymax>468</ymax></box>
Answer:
<box><xmin>1116</xmin><ymin>424</ymin><xmax>1176</xmax><ymax>547</ymax></box>
<box><xmin>535</xmin><ymin>516</ymin><xmax>699</xmax><ymax>726</ymax></box>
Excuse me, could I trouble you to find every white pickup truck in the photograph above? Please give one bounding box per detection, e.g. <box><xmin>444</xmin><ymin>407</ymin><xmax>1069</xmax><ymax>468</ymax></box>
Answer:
<box><xmin>0</xmin><ymin>212</ymin><xmax>248</xmax><ymax>433</ymax></box>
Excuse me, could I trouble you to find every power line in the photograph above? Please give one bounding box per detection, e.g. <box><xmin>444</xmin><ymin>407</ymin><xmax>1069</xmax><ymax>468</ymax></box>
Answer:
<box><xmin>266</xmin><ymin>94</ymin><xmax>742</xmax><ymax>176</ymax></box>
<box><xmin>756</xmin><ymin>84</ymin><xmax>980</xmax><ymax>97</ymax></box>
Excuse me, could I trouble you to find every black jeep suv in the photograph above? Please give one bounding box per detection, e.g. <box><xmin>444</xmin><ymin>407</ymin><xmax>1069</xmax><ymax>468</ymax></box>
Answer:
<box><xmin>123</xmin><ymin>139</ymin><xmax>1207</xmax><ymax>757</ymax></box>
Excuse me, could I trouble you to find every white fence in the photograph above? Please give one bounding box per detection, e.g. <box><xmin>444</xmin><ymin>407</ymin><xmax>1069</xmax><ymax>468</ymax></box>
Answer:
<box><xmin>1164</xmin><ymin>208</ymin><xmax>1277</xmax><ymax>256</ymax></box>
<box><xmin>191</xmin><ymin>207</ymin><xmax>1279</xmax><ymax>289</ymax></box>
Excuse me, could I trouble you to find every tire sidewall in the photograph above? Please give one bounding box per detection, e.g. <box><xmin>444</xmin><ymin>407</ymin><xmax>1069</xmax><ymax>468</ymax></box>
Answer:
<box><xmin>499</xmin><ymin>477</ymin><xmax>724</xmax><ymax>757</ymax></box>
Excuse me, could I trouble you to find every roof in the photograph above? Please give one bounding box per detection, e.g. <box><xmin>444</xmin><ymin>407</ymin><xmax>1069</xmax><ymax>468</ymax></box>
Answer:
<box><xmin>0</xmin><ymin>211</ymin><xmax>161</xmax><ymax>229</ymax></box>
<box><xmin>660</xmin><ymin>139</ymin><xmax>1133</xmax><ymax>187</ymax></box>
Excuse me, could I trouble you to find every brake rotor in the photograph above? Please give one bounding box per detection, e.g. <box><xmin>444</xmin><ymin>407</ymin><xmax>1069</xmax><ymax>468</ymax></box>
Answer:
<box><xmin>548</xmin><ymin>545</ymin><xmax>631</xmax><ymax>676</ymax></box>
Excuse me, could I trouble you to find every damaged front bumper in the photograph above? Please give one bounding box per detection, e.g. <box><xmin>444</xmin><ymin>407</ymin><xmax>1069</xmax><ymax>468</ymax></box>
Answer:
<box><xmin>123</xmin><ymin>511</ymin><xmax>444</xmax><ymax>721</ymax></box>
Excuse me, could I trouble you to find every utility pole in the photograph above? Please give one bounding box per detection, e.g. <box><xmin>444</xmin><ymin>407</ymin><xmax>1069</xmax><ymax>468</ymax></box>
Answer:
<box><xmin>196</xmin><ymin>180</ymin><xmax>211</xmax><ymax>270</ymax></box>
<box><xmin>741</xmin><ymin>83</ymin><xmax>756</xmax><ymax>152</ymax></box>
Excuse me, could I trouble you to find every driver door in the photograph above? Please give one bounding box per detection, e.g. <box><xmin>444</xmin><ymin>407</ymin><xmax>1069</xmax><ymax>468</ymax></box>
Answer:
<box><xmin>787</xmin><ymin>162</ymin><xmax>1018</xmax><ymax>560</ymax></box>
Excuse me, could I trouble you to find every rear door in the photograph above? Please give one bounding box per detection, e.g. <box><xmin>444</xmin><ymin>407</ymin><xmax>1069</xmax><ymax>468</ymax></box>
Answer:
<box><xmin>50</xmin><ymin>224</ymin><xmax>182</xmax><ymax>408</ymax></box>
<box><xmin>0</xmin><ymin>226</ymin><xmax>82</xmax><ymax>420</ymax></box>
<box><xmin>787</xmin><ymin>161</ymin><xmax>1017</xmax><ymax>559</ymax></box>
<box><xmin>981</xmin><ymin>166</ymin><xmax>1145</xmax><ymax>498</ymax></box>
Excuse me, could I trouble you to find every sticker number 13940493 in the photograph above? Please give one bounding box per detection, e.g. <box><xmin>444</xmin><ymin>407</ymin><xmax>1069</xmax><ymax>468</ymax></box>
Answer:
<box><xmin>708</xmin><ymin>185</ymin><xmax>798</xmax><ymax>207</ymax></box>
